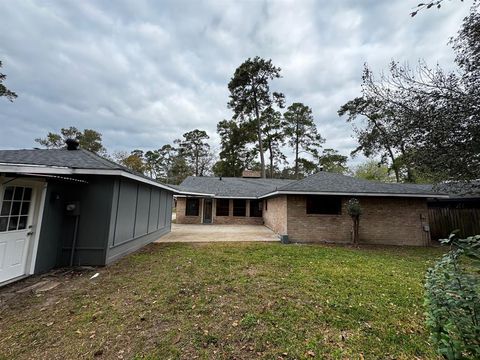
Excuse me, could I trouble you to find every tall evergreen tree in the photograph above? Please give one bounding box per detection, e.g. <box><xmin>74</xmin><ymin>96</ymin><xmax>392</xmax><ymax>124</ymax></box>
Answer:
<box><xmin>283</xmin><ymin>102</ymin><xmax>325</xmax><ymax>179</ymax></box>
<box><xmin>0</xmin><ymin>60</ymin><xmax>17</xmax><ymax>102</ymax></box>
<box><xmin>260</xmin><ymin>107</ymin><xmax>286</xmax><ymax>178</ymax></box>
<box><xmin>174</xmin><ymin>129</ymin><xmax>211</xmax><ymax>177</ymax></box>
<box><xmin>35</xmin><ymin>126</ymin><xmax>106</xmax><ymax>154</ymax></box>
<box><xmin>228</xmin><ymin>57</ymin><xmax>285</xmax><ymax>178</ymax></box>
<box><xmin>213</xmin><ymin>119</ymin><xmax>255</xmax><ymax>177</ymax></box>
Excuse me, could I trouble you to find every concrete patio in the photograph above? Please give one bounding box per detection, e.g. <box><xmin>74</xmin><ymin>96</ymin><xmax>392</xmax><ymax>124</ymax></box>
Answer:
<box><xmin>155</xmin><ymin>224</ymin><xmax>280</xmax><ymax>243</ymax></box>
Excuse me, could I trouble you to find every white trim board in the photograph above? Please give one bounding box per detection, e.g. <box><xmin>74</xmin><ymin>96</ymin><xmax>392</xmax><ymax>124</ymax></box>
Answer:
<box><xmin>29</xmin><ymin>182</ymin><xmax>47</xmax><ymax>274</ymax></box>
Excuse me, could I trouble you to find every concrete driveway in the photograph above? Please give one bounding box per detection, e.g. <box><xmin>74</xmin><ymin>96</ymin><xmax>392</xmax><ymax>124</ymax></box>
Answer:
<box><xmin>156</xmin><ymin>224</ymin><xmax>279</xmax><ymax>243</ymax></box>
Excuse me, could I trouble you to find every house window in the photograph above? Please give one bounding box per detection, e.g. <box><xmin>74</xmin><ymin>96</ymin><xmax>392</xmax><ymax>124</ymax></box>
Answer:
<box><xmin>233</xmin><ymin>199</ymin><xmax>246</xmax><ymax>217</ymax></box>
<box><xmin>306</xmin><ymin>195</ymin><xmax>341</xmax><ymax>215</ymax></box>
<box><xmin>0</xmin><ymin>186</ymin><xmax>32</xmax><ymax>232</ymax></box>
<box><xmin>265</xmin><ymin>199</ymin><xmax>268</xmax><ymax>211</ymax></box>
<box><xmin>250</xmin><ymin>200</ymin><xmax>263</xmax><ymax>217</ymax></box>
<box><xmin>216</xmin><ymin>199</ymin><xmax>229</xmax><ymax>216</ymax></box>
<box><xmin>185</xmin><ymin>198</ymin><xmax>200</xmax><ymax>216</ymax></box>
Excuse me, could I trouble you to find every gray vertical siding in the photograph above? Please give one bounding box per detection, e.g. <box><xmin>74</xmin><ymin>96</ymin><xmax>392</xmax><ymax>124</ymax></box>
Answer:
<box><xmin>106</xmin><ymin>178</ymin><xmax>172</xmax><ymax>264</ymax></box>
<box><xmin>34</xmin><ymin>182</ymin><xmax>75</xmax><ymax>273</ymax></box>
<box><xmin>34</xmin><ymin>175</ymin><xmax>172</xmax><ymax>273</ymax></box>
<box><xmin>148</xmin><ymin>188</ymin><xmax>160</xmax><ymax>233</ymax></box>
<box><xmin>35</xmin><ymin>177</ymin><xmax>114</xmax><ymax>273</ymax></box>
<box><xmin>57</xmin><ymin>177</ymin><xmax>114</xmax><ymax>267</ymax></box>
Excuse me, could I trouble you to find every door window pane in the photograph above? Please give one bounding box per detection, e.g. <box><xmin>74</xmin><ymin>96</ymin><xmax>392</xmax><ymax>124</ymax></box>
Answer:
<box><xmin>1</xmin><ymin>201</ymin><xmax>11</xmax><ymax>216</ymax></box>
<box><xmin>11</xmin><ymin>202</ymin><xmax>21</xmax><ymax>215</ymax></box>
<box><xmin>13</xmin><ymin>187</ymin><xmax>24</xmax><ymax>200</ymax></box>
<box><xmin>20</xmin><ymin>202</ymin><xmax>30</xmax><ymax>215</ymax></box>
<box><xmin>0</xmin><ymin>217</ymin><xmax>7</xmax><ymax>232</ymax></box>
<box><xmin>18</xmin><ymin>216</ymin><xmax>28</xmax><ymax>230</ymax></box>
<box><xmin>3</xmin><ymin>187</ymin><xmax>14</xmax><ymax>200</ymax></box>
<box><xmin>8</xmin><ymin>216</ymin><xmax>19</xmax><ymax>231</ymax></box>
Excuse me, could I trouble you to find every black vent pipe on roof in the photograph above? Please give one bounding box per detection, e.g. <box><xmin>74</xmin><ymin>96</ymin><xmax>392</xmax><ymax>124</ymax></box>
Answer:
<box><xmin>65</xmin><ymin>138</ymin><xmax>80</xmax><ymax>150</ymax></box>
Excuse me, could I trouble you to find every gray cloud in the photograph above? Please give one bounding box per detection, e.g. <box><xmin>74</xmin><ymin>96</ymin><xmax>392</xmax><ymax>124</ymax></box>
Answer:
<box><xmin>0</xmin><ymin>0</ymin><xmax>470</xmax><ymax>166</ymax></box>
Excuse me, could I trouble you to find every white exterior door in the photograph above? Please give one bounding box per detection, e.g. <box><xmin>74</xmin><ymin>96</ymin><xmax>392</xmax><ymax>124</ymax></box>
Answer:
<box><xmin>0</xmin><ymin>184</ymin><xmax>36</xmax><ymax>283</ymax></box>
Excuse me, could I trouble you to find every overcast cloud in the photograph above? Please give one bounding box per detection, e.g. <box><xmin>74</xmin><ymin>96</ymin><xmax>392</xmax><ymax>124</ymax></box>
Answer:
<box><xmin>0</xmin><ymin>0</ymin><xmax>471</xmax><ymax>165</ymax></box>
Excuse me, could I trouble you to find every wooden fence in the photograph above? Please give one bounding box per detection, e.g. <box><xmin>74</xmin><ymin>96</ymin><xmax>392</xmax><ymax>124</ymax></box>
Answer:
<box><xmin>428</xmin><ymin>207</ymin><xmax>480</xmax><ymax>240</ymax></box>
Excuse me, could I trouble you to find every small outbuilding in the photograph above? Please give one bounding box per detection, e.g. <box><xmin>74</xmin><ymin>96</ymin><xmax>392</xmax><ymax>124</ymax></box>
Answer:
<box><xmin>0</xmin><ymin>143</ymin><xmax>194</xmax><ymax>286</ymax></box>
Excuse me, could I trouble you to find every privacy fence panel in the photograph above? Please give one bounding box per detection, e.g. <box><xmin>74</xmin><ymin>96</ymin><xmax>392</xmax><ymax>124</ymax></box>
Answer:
<box><xmin>428</xmin><ymin>207</ymin><xmax>480</xmax><ymax>240</ymax></box>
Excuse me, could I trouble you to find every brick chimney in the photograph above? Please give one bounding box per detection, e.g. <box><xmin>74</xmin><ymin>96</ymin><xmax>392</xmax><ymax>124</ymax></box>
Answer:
<box><xmin>242</xmin><ymin>170</ymin><xmax>261</xmax><ymax>178</ymax></box>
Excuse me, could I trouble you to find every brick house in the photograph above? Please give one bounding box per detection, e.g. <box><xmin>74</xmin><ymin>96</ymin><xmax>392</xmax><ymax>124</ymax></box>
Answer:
<box><xmin>175</xmin><ymin>171</ymin><xmax>448</xmax><ymax>246</ymax></box>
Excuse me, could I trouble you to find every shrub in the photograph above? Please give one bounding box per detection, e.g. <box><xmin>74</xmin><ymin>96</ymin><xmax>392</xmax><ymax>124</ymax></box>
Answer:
<box><xmin>347</xmin><ymin>198</ymin><xmax>362</xmax><ymax>244</ymax></box>
<box><xmin>424</xmin><ymin>233</ymin><xmax>480</xmax><ymax>359</ymax></box>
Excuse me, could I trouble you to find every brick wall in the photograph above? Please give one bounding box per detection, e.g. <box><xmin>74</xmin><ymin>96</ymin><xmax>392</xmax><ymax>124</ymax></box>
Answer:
<box><xmin>263</xmin><ymin>195</ymin><xmax>288</xmax><ymax>235</ymax></box>
<box><xmin>287</xmin><ymin>195</ymin><xmax>430</xmax><ymax>246</ymax></box>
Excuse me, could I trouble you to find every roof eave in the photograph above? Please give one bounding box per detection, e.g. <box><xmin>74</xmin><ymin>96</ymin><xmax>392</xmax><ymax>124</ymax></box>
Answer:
<box><xmin>258</xmin><ymin>190</ymin><xmax>450</xmax><ymax>199</ymax></box>
<box><xmin>0</xmin><ymin>163</ymin><xmax>178</xmax><ymax>193</ymax></box>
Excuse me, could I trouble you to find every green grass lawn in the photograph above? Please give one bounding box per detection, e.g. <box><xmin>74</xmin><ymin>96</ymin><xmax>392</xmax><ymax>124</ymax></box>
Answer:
<box><xmin>0</xmin><ymin>243</ymin><xmax>444</xmax><ymax>359</ymax></box>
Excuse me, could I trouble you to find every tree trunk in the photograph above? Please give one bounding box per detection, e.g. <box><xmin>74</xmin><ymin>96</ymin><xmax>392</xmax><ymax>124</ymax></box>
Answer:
<box><xmin>352</xmin><ymin>217</ymin><xmax>360</xmax><ymax>244</ymax></box>
<box><xmin>268</xmin><ymin>141</ymin><xmax>274</xmax><ymax>178</ymax></box>
<box><xmin>253</xmin><ymin>88</ymin><xmax>266</xmax><ymax>178</ymax></box>
<box><xmin>295</xmin><ymin>120</ymin><xmax>300</xmax><ymax>179</ymax></box>
<box><xmin>195</xmin><ymin>149</ymin><xmax>199</xmax><ymax>177</ymax></box>
<box><xmin>386</xmin><ymin>147</ymin><xmax>400</xmax><ymax>182</ymax></box>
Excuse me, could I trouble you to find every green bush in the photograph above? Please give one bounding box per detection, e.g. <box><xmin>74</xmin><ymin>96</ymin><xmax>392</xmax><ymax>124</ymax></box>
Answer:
<box><xmin>424</xmin><ymin>234</ymin><xmax>480</xmax><ymax>359</ymax></box>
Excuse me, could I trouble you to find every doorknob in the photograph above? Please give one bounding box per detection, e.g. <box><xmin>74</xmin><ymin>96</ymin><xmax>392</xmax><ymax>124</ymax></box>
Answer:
<box><xmin>27</xmin><ymin>231</ymin><xmax>33</xmax><ymax>236</ymax></box>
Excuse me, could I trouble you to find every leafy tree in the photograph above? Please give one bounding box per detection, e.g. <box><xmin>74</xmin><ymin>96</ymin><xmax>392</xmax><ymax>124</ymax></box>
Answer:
<box><xmin>168</xmin><ymin>155</ymin><xmax>192</xmax><ymax>185</ymax></box>
<box><xmin>353</xmin><ymin>160</ymin><xmax>395</xmax><ymax>182</ymax></box>
<box><xmin>228</xmin><ymin>57</ymin><xmax>285</xmax><ymax>178</ymax></box>
<box><xmin>213</xmin><ymin>119</ymin><xmax>256</xmax><ymax>177</ymax></box>
<box><xmin>283</xmin><ymin>102</ymin><xmax>325</xmax><ymax>179</ymax></box>
<box><xmin>316</xmin><ymin>148</ymin><xmax>349</xmax><ymax>174</ymax></box>
<box><xmin>144</xmin><ymin>150</ymin><xmax>161</xmax><ymax>179</ymax></box>
<box><xmin>114</xmin><ymin>150</ymin><xmax>145</xmax><ymax>174</ymax></box>
<box><xmin>338</xmin><ymin>94</ymin><xmax>408</xmax><ymax>182</ymax></box>
<box><xmin>0</xmin><ymin>60</ymin><xmax>17</xmax><ymax>102</ymax></box>
<box><xmin>260</xmin><ymin>107</ymin><xmax>287</xmax><ymax>178</ymax></box>
<box><xmin>156</xmin><ymin>144</ymin><xmax>177</xmax><ymax>181</ymax></box>
<box><xmin>340</xmin><ymin>3</ymin><xmax>480</xmax><ymax>185</ymax></box>
<box><xmin>174</xmin><ymin>129</ymin><xmax>211</xmax><ymax>177</ymax></box>
<box><xmin>410</xmin><ymin>0</ymin><xmax>466</xmax><ymax>17</ymax></box>
<box><xmin>35</xmin><ymin>126</ymin><xmax>106</xmax><ymax>154</ymax></box>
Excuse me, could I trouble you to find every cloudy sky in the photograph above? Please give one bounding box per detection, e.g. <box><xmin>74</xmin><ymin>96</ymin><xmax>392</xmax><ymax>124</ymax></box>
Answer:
<box><xmin>0</xmin><ymin>0</ymin><xmax>470</xmax><ymax>165</ymax></box>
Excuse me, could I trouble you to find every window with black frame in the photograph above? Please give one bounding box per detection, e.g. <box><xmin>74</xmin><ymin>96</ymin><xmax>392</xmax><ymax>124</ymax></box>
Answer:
<box><xmin>233</xmin><ymin>199</ymin><xmax>246</xmax><ymax>217</ymax></box>
<box><xmin>249</xmin><ymin>200</ymin><xmax>263</xmax><ymax>217</ymax></box>
<box><xmin>185</xmin><ymin>198</ymin><xmax>200</xmax><ymax>216</ymax></box>
<box><xmin>216</xmin><ymin>199</ymin><xmax>229</xmax><ymax>216</ymax></box>
<box><xmin>306</xmin><ymin>195</ymin><xmax>342</xmax><ymax>215</ymax></box>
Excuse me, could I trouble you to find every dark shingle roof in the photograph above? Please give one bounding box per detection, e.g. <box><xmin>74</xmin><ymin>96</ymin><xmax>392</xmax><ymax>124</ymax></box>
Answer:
<box><xmin>434</xmin><ymin>181</ymin><xmax>480</xmax><ymax>198</ymax></box>
<box><xmin>179</xmin><ymin>176</ymin><xmax>295</xmax><ymax>197</ymax></box>
<box><xmin>0</xmin><ymin>149</ymin><xmax>123</xmax><ymax>170</ymax></box>
<box><xmin>179</xmin><ymin>172</ymin><xmax>445</xmax><ymax>198</ymax></box>
<box><xmin>0</xmin><ymin>148</ymin><xmax>181</xmax><ymax>192</ymax></box>
<box><xmin>276</xmin><ymin>171</ymin><xmax>439</xmax><ymax>196</ymax></box>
